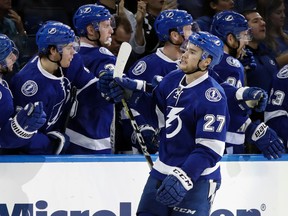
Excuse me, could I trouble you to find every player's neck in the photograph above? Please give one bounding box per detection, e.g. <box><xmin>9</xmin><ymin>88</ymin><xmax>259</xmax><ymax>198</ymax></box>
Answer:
<box><xmin>162</xmin><ymin>44</ymin><xmax>182</xmax><ymax>61</ymax></box>
<box><xmin>185</xmin><ymin>71</ymin><xmax>207</xmax><ymax>84</ymax></box>
<box><xmin>40</xmin><ymin>57</ymin><xmax>59</xmax><ymax>75</ymax></box>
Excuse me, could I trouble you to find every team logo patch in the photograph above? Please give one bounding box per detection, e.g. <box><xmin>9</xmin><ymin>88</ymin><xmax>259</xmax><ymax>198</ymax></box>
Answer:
<box><xmin>99</xmin><ymin>47</ymin><xmax>113</xmax><ymax>56</ymax></box>
<box><xmin>205</xmin><ymin>88</ymin><xmax>222</xmax><ymax>102</ymax></box>
<box><xmin>132</xmin><ymin>61</ymin><xmax>147</xmax><ymax>76</ymax></box>
<box><xmin>277</xmin><ymin>66</ymin><xmax>288</xmax><ymax>79</ymax></box>
<box><xmin>226</xmin><ymin>56</ymin><xmax>241</xmax><ymax>68</ymax></box>
<box><xmin>21</xmin><ymin>80</ymin><xmax>38</xmax><ymax>97</ymax></box>
<box><xmin>269</xmin><ymin>59</ymin><xmax>276</xmax><ymax>65</ymax></box>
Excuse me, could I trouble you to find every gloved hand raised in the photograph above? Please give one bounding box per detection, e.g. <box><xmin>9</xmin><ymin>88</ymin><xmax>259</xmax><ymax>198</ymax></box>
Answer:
<box><xmin>156</xmin><ymin>167</ymin><xmax>193</xmax><ymax>207</ymax></box>
<box><xmin>246</xmin><ymin>122</ymin><xmax>285</xmax><ymax>160</ymax></box>
<box><xmin>11</xmin><ymin>102</ymin><xmax>46</xmax><ymax>139</ymax></box>
<box><xmin>97</xmin><ymin>70</ymin><xmax>114</xmax><ymax>95</ymax></box>
<box><xmin>47</xmin><ymin>131</ymin><xmax>70</xmax><ymax>154</ymax></box>
<box><xmin>240</xmin><ymin>48</ymin><xmax>257</xmax><ymax>71</ymax></box>
<box><xmin>236</xmin><ymin>87</ymin><xmax>268</xmax><ymax>112</ymax></box>
<box><xmin>108</xmin><ymin>76</ymin><xmax>147</xmax><ymax>103</ymax></box>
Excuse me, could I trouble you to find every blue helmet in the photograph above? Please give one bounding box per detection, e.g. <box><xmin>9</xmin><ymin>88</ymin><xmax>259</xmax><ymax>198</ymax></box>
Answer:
<box><xmin>0</xmin><ymin>34</ymin><xmax>19</xmax><ymax>68</ymax></box>
<box><xmin>210</xmin><ymin>10</ymin><xmax>249</xmax><ymax>42</ymax></box>
<box><xmin>73</xmin><ymin>4</ymin><xmax>112</xmax><ymax>36</ymax></box>
<box><xmin>154</xmin><ymin>9</ymin><xmax>193</xmax><ymax>41</ymax></box>
<box><xmin>36</xmin><ymin>21</ymin><xmax>79</xmax><ymax>54</ymax></box>
<box><xmin>188</xmin><ymin>31</ymin><xmax>224</xmax><ymax>68</ymax></box>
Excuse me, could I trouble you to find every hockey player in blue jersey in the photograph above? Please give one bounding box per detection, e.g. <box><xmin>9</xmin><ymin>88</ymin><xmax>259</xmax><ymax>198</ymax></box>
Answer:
<box><xmin>63</xmin><ymin>4</ymin><xmax>116</xmax><ymax>154</ymax></box>
<box><xmin>210</xmin><ymin>10</ymin><xmax>252</xmax><ymax>88</ymax></box>
<box><xmin>9</xmin><ymin>21</ymin><xmax>85</xmax><ymax>154</ymax></box>
<box><xmin>117</xmin><ymin>9</ymin><xmax>194</xmax><ymax>154</ymax></box>
<box><xmin>0</xmin><ymin>34</ymin><xmax>46</xmax><ymax>151</ymax></box>
<box><xmin>265</xmin><ymin>65</ymin><xmax>288</xmax><ymax>151</ymax></box>
<box><xmin>106</xmin><ymin>31</ymin><xmax>229</xmax><ymax>215</ymax></box>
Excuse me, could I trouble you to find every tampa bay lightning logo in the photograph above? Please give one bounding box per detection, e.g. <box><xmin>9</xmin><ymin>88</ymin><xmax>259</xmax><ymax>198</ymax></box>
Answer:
<box><xmin>166</xmin><ymin>106</ymin><xmax>184</xmax><ymax>138</ymax></box>
<box><xmin>132</xmin><ymin>61</ymin><xmax>147</xmax><ymax>76</ymax></box>
<box><xmin>205</xmin><ymin>88</ymin><xmax>222</xmax><ymax>102</ymax></box>
<box><xmin>99</xmin><ymin>47</ymin><xmax>114</xmax><ymax>56</ymax></box>
<box><xmin>48</xmin><ymin>28</ymin><xmax>57</xmax><ymax>35</ymax></box>
<box><xmin>225</xmin><ymin>15</ymin><xmax>234</xmax><ymax>22</ymax></box>
<box><xmin>83</xmin><ymin>6</ymin><xmax>92</xmax><ymax>13</ymax></box>
<box><xmin>21</xmin><ymin>80</ymin><xmax>38</xmax><ymax>97</ymax></box>
<box><xmin>226</xmin><ymin>56</ymin><xmax>241</xmax><ymax>68</ymax></box>
<box><xmin>165</xmin><ymin>11</ymin><xmax>174</xmax><ymax>18</ymax></box>
<box><xmin>277</xmin><ymin>65</ymin><xmax>288</xmax><ymax>79</ymax></box>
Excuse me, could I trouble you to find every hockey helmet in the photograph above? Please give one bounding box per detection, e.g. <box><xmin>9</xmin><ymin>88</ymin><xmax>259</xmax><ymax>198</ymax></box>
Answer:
<box><xmin>0</xmin><ymin>34</ymin><xmax>19</xmax><ymax>68</ymax></box>
<box><xmin>154</xmin><ymin>9</ymin><xmax>194</xmax><ymax>41</ymax></box>
<box><xmin>210</xmin><ymin>10</ymin><xmax>249</xmax><ymax>42</ymax></box>
<box><xmin>187</xmin><ymin>31</ymin><xmax>224</xmax><ymax>68</ymax></box>
<box><xmin>36</xmin><ymin>21</ymin><xmax>80</xmax><ymax>54</ymax></box>
<box><xmin>73</xmin><ymin>4</ymin><xmax>113</xmax><ymax>36</ymax></box>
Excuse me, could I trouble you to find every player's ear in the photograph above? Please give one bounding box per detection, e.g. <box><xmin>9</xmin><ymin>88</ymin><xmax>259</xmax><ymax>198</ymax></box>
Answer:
<box><xmin>200</xmin><ymin>56</ymin><xmax>212</xmax><ymax>71</ymax></box>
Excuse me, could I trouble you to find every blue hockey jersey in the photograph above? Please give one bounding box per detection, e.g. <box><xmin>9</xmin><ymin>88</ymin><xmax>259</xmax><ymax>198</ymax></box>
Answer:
<box><xmin>210</xmin><ymin>52</ymin><xmax>245</xmax><ymax>88</ymax></box>
<box><xmin>65</xmin><ymin>44</ymin><xmax>116</xmax><ymax>154</ymax></box>
<box><xmin>9</xmin><ymin>53</ymin><xmax>97</xmax><ymax>154</ymax></box>
<box><xmin>149</xmin><ymin>70</ymin><xmax>229</xmax><ymax>183</ymax></box>
<box><xmin>265</xmin><ymin>65</ymin><xmax>288</xmax><ymax>149</ymax></box>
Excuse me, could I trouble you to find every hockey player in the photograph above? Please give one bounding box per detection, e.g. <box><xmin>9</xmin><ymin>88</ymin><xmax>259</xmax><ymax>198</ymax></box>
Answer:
<box><xmin>106</xmin><ymin>31</ymin><xmax>229</xmax><ymax>215</ymax></box>
<box><xmin>210</xmin><ymin>10</ymin><xmax>253</xmax><ymax>88</ymax></box>
<box><xmin>0</xmin><ymin>34</ymin><xmax>46</xmax><ymax>151</ymax></box>
<box><xmin>9</xmin><ymin>21</ymin><xmax>85</xmax><ymax>154</ymax></box>
<box><xmin>265</xmin><ymin>64</ymin><xmax>288</xmax><ymax>151</ymax></box>
<box><xmin>64</xmin><ymin>4</ymin><xmax>116</xmax><ymax>154</ymax></box>
<box><xmin>116</xmin><ymin>9</ymin><xmax>194</xmax><ymax>154</ymax></box>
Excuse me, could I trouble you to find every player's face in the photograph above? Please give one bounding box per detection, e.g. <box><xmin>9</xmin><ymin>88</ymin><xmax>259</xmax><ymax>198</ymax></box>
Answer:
<box><xmin>59</xmin><ymin>43</ymin><xmax>76</xmax><ymax>68</ymax></box>
<box><xmin>246</xmin><ymin>12</ymin><xmax>266</xmax><ymax>42</ymax></box>
<box><xmin>0</xmin><ymin>51</ymin><xmax>17</xmax><ymax>73</ymax></box>
<box><xmin>99</xmin><ymin>20</ymin><xmax>114</xmax><ymax>46</ymax></box>
<box><xmin>179</xmin><ymin>43</ymin><xmax>203</xmax><ymax>73</ymax></box>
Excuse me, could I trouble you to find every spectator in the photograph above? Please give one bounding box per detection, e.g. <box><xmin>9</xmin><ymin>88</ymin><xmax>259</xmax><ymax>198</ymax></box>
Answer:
<box><xmin>195</xmin><ymin>0</ymin><xmax>235</xmax><ymax>32</ymax></box>
<box><xmin>258</xmin><ymin>0</ymin><xmax>288</xmax><ymax>67</ymax></box>
<box><xmin>0</xmin><ymin>0</ymin><xmax>28</xmax><ymax>69</ymax></box>
<box><xmin>66</xmin><ymin>4</ymin><xmax>116</xmax><ymax>154</ymax></box>
<box><xmin>0</xmin><ymin>34</ymin><xmax>46</xmax><ymax>152</ymax></box>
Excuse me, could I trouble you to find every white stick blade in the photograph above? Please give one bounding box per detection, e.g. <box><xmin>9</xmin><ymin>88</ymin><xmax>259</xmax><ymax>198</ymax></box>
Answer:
<box><xmin>113</xmin><ymin>42</ymin><xmax>132</xmax><ymax>78</ymax></box>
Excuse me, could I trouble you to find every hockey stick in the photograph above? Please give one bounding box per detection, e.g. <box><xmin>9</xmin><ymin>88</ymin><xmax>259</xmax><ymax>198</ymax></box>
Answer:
<box><xmin>114</xmin><ymin>42</ymin><xmax>154</xmax><ymax>170</ymax></box>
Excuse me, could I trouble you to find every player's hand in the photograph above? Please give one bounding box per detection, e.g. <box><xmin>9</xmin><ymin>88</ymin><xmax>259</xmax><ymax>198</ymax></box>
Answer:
<box><xmin>131</xmin><ymin>124</ymin><xmax>159</xmax><ymax>154</ymax></box>
<box><xmin>156</xmin><ymin>167</ymin><xmax>193</xmax><ymax>207</ymax></box>
<box><xmin>97</xmin><ymin>70</ymin><xmax>114</xmax><ymax>95</ymax></box>
<box><xmin>108</xmin><ymin>81</ymin><xmax>125</xmax><ymax>103</ymax></box>
<box><xmin>151</xmin><ymin>75</ymin><xmax>163</xmax><ymax>89</ymax></box>
<box><xmin>47</xmin><ymin>131</ymin><xmax>70</xmax><ymax>154</ymax></box>
<box><xmin>246</xmin><ymin>122</ymin><xmax>285</xmax><ymax>160</ymax></box>
<box><xmin>12</xmin><ymin>102</ymin><xmax>46</xmax><ymax>138</ymax></box>
<box><xmin>114</xmin><ymin>76</ymin><xmax>146</xmax><ymax>92</ymax></box>
<box><xmin>239</xmin><ymin>49</ymin><xmax>257</xmax><ymax>71</ymax></box>
<box><xmin>236</xmin><ymin>87</ymin><xmax>268</xmax><ymax>112</ymax></box>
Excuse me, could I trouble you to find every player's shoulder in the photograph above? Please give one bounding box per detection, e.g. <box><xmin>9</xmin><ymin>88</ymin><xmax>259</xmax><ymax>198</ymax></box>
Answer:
<box><xmin>276</xmin><ymin>65</ymin><xmax>288</xmax><ymax>80</ymax></box>
<box><xmin>220</xmin><ymin>53</ymin><xmax>242</xmax><ymax>69</ymax></box>
<box><xmin>129</xmin><ymin>53</ymin><xmax>159</xmax><ymax>76</ymax></box>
